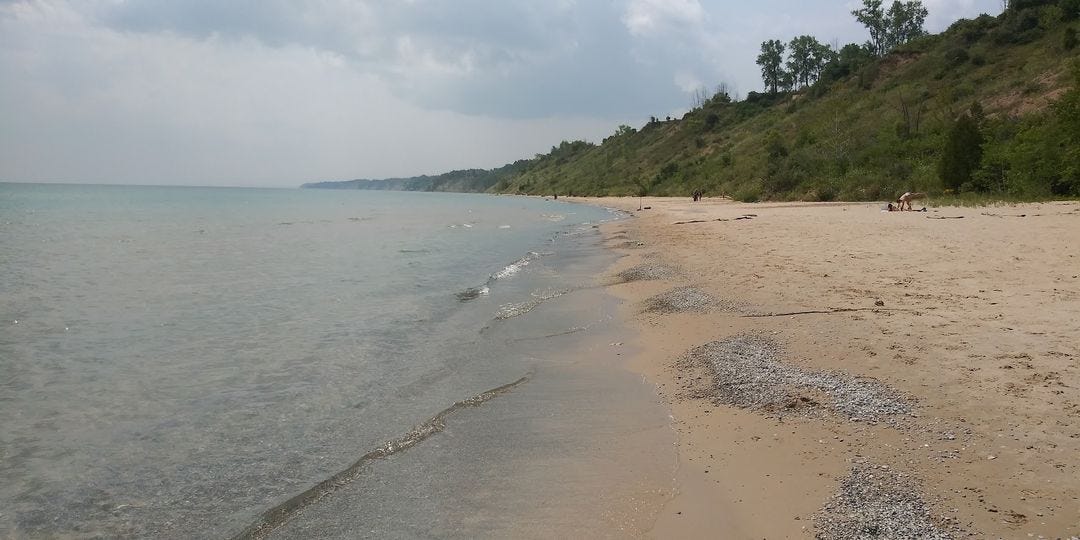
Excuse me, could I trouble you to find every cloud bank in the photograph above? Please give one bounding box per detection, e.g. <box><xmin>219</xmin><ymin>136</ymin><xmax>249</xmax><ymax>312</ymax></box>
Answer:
<box><xmin>0</xmin><ymin>0</ymin><xmax>1002</xmax><ymax>186</ymax></box>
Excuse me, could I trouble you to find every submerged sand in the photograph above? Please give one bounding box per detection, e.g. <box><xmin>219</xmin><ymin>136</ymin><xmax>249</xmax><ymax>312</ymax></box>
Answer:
<box><xmin>583</xmin><ymin>197</ymin><xmax>1080</xmax><ymax>539</ymax></box>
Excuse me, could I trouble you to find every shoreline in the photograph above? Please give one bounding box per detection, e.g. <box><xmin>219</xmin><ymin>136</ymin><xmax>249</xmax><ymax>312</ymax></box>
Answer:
<box><xmin>582</xmin><ymin>196</ymin><xmax>1080</xmax><ymax>538</ymax></box>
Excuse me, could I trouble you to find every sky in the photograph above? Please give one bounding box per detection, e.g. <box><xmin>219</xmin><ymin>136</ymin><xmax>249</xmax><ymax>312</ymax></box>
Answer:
<box><xmin>0</xmin><ymin>0</ymin><xmax>1003</xmax><ymax>187</ymax></box>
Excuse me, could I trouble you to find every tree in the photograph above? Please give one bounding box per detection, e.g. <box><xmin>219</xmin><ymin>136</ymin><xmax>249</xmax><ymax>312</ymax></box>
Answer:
<box><xmin>852</xmin><ymin>0</ymin><xmax>889</xmax><ymax>56</ymax></box>
<box><xmin>811</xmin><ymin>40</ymin><xmax>838</xmax><ymax>84</ymax></box>
<box><xmin>886</xmin><ymin>1</ymin><xmax>929</xmax><ymax>49</ymax></box>
<box><xmin>822</xmin><ymin>43</ymin><xmax>874</xmax><ymax>82</ymax></box>
<box><xmin>787</xmin><ymin>36</ymin><xmax>835</xmax><ymax>89</ymax></box>
<box><xmin>757</xmin><ymin>39</ymin><xmax>787</xmax><ymax>93</ymax></box>
<box><xmin>787</xmin><ymin>36</ymin><xmax>816</xmax><ymax>89</ymax></box>
<box><xmin>852</xmin><ymin>0</ymin><xmax>928</xmax><ymax>56</ymax></box>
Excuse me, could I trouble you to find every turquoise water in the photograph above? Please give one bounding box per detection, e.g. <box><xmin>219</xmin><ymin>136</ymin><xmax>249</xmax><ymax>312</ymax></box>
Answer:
<box><xmin>0</xmin><ymin>184</ymin><xmax>674</xmax><ymax>538</ymax></box>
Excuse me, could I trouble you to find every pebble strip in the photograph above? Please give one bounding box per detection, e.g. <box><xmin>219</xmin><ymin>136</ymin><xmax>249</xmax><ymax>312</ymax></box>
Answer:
<box><xmin>615</xmin><ymin>262</ymin><xmax>681</xmax><ymax>283</ymax></box>
<box><xmin>814</xmin><ymin>462</ymin><xmax>963</xmax><ymax>540</ymax></box>
<box><xmin>642</xmin><ymin>286</ymin><xmax>747</xmax><ymax>314</ymax></box>
<box><xmin>643</xmin><ymin>286</ymin><xmax>715</xmax><ymax>313</ymax></box>
<box><xmin>684</xmin><ymin>334</ymin><xmax>912</xmax><ymax>422</ymax></box>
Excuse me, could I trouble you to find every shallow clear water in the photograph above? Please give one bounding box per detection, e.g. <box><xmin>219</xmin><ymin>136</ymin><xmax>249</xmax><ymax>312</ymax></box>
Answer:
<box><xmin>0</xmin><ymin>184</ymin><xmax>674</xmax><ymax>538</ymax></box>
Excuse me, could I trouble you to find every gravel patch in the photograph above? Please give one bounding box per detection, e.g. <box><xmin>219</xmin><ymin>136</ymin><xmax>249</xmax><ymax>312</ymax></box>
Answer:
<box><xmin>643</xmin><ymin>286</ymin><xmax>714</xmax><ymax>313</ymax></box>
<box><xmin>615</xmin><ymin>262</ymin><xmax>681</xmax><ymax>283</ymax></box>
<box><xmin>643</xmin><ymin>286</ymin><xmax>745</xmax><ymax>314</ymax></box>
<box><xmin>683</xmin><ymin>334</ymin><xmax>912</xmax><ymax>422</ymax></box>
<box><xmin>815</xmin><ymin>462</ymin><xmax>964</xmax><ymax>540</ymax></box>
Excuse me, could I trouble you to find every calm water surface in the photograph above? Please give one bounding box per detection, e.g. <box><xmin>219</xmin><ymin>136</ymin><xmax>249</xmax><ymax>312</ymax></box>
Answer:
<box><xmin>0</xmin><ymin>183</ymin><xmax>674</xmax><ymax>538</ymax></box>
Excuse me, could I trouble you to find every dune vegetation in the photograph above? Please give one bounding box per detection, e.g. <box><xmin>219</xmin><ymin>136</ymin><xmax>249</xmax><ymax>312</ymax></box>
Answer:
<box><xmin>306</xmin><ymin>0</ymin><xmax>1079</xmax><ymax>202</ymax></box>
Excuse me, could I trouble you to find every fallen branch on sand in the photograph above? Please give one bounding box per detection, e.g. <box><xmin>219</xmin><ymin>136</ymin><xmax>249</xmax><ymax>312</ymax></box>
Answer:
<box><xmin>979</xmin><ymin>211</ymin><xmax>1080</xmax><ymax>218</ymax></box>
<box><xmin>674</xmin><ymin>214</ymin><xmax>756</xmax><ymax>225</ymax></box>
<box><xmin>743</xmin><ymin>307</ymin><xmax>916</xmax><ymax>317</ymax></box>
<box><xmin>926</xmin><ymin>216</ymin><xmax>964</xmax><ymax>220</ymax></box>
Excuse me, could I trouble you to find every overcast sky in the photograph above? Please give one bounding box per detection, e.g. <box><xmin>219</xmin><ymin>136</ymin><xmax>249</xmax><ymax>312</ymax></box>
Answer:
<box><xmin>1</xmin><ymin>0</ymin><xmax>1002</xmax><ymax>187</ymax></box>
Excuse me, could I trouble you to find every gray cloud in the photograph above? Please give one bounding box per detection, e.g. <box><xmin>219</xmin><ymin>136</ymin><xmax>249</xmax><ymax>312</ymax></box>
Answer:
<box><xmin>97</xmin><ymin>0</ymin><xmax>711</xmax><ymax>118</ymax></box>
<box><xmin>1</xmin><ymin>0</ymin><xmax>1003</xmax><ymax>186</ymax></box>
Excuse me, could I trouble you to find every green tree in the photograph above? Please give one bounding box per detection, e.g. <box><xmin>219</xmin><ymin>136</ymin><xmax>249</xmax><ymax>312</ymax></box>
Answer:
<box><xmin>811</xmin><ymin>40</ymin><xmax>839</xmax><ymax>83</ymax></box>
<box><xmin>886</xmin><ymin>1</ymin><xmax>929</xmax><ymax>49</ymax></box>
<box><xmin>938</xmin><ymin>109</ymin><xmax>985</xmax><ymax>190</ymax></box>
<box><xmin>757</xmin><ymin>39</ymin><xmax>787</xmax><ymax>93</ymax></box>
<box><xmin>852</xmin><ymin>0</ymin><xmax>928</xmax><ymax>56</ymax></box>
<box><xmin>853</xmin><ymin>0</ymin><xmax>889</xmax><ymax>56</ymax></box>
<box><xmin>787</xmin><ymin>36</ymin><xmax>837</xmax><ymax>89</ymax></box>
<box><xmin>821</xmin><ymin>43</ymin><xmax>874</xmax><ymax>82</ymax></box>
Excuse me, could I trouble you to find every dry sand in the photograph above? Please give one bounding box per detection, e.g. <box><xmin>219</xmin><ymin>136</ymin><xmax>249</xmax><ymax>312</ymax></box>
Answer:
<box><xmin>580</xmin><ymin>196</ymin><xmax>1080</xmax><ymax>539</ymax></box>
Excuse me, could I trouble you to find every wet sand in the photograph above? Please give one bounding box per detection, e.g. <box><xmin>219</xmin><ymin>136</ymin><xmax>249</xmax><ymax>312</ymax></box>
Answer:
<box><xmin>583</xmin><ymin>197</ymin><xmax>1080</xmax><ymax>539</ymax></box>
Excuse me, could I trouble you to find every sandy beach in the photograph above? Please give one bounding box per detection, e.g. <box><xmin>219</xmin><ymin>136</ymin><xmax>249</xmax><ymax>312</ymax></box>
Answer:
<box><xmin>582</xmin><ymin>196</ymin><xmax>1080</xmax><ymax>539</ymax></box>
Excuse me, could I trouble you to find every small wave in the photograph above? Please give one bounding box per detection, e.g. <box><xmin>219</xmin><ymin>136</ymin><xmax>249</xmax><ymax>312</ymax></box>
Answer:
<box><xmin>532</xmin><ymin>287</ymin><xmax>570</xmax><ymax>300</ymax></box>
<box><xmin>498</xmin><ymin>225</ymin><xmax>511</xmax><ymax>229</ymax></box>
<box><xmin>455</xmin><ymin>251</ymin><xmax>548</xmax><ymax>302</ymax></box>
<box><xmin>494</xmin><ymin>288</ymin><xmax>570</xmax><ymax>320</ymax></box>
<box><xmin>495</xmin><ymin>299</ymin><xmax>540</xmax><ymax>320</ymax></box>
<box><xmin>455</xmin><ymin>285</ymin><xmax>490</xmax><ymax>302</ymax></box>
<box><xmin>491</xmin><ymin>251</ymin><xmax>541</xmax><ymax>280</ymax></box>
<box><xmin>541</xmin><ymin>213</ymin><xmax>565</xmax><ymax>222</ymax></box>
<box><xmin>228</xmin><ymin>374</ymin><xmax>532</xmax><ymax>540</ymax></box>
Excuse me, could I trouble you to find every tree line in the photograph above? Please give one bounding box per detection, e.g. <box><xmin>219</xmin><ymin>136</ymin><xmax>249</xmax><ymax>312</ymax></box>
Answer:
<box><xmin>757</xmin><ymin>0</ymin><xmax>928</xmax><ymax>93</ymax></box>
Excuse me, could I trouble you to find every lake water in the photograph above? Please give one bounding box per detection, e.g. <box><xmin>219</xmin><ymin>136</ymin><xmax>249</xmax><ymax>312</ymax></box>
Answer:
<box><xmin>0</xmin><ymin>183</ymin><xmax>675</xmax><ymax>539</ymax></box>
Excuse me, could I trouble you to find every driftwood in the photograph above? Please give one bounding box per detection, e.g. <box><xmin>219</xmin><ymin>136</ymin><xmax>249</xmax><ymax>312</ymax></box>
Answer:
<box><xmin>743</xmin><ymin>307</ymin><xmax>917</xmax><ymax>318</ymax></box>
<box><xmin>674</xmin><ymin>214</ymin><xmax>756</xmax><ymax>225</ymax></box>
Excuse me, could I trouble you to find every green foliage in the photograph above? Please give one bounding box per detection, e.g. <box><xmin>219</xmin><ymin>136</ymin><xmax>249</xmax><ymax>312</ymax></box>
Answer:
<box><xmin>993</xmin><ymin>6</ymin><xmax>1044</xmax><ymax>43</ymax></box>
<box><xmin>938</xmin><ymin>110</ymin><xmax>984</xmax><ymax>191</ymax></box>
<box><xmin>822</xmin><ymin>43</ymin><xmax>875</xmax><ymax>83</ymax></box>
<box><xmin>318</xmin><ymin>6</ymin><xmax>1078</xmax><ymax>203</ymax></box>
<box><xmin>853</xmin><ymin>0</ymin><xmax>929</xmax><ymax>56</ymax></box>
<box><xmin>949</xmin><ymin>14</ymin><xmax>998</xmax><ymax>44</ymax></box>
<box><xmin>757</xmin><ymin>39</ymin><xmax>787</xmax><ymax>93</ymax></box>
<box><xmin>1065</xmin><ymin>26</ymin><xmax>1078</xmax><ymax>49</ymax></box>
<box><xmin>786</xmin><ymin>35</ymin><xmax>836</xmax><ymax>89</ymax></box>
<box><xmin>764</xmin><ymin>131</ymin><xmax>788</xmax><ymax>158</ymax></box>
<box><xmin>704</xmin><ymin>113</ymin><xmax>720</xmax><ymax>130</ymax></box>
<box><xmin>1062</xmin><ymin>0</ymin><xmax>1080</xmax><ymax>19</ymax></box>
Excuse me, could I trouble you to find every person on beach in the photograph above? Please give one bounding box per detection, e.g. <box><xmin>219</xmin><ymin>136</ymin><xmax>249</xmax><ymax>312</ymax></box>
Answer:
<box><xmin>896</xmin><ymin>192</ymin><xmax>926</xmax><ymax>211</ymax></box>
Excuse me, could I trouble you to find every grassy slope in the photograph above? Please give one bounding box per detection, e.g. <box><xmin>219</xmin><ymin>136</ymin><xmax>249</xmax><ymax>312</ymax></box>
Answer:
<box><xmin>495</xmin><ymin>10</ymin><xmax>1078</xmax><ymax>201</ymax></box>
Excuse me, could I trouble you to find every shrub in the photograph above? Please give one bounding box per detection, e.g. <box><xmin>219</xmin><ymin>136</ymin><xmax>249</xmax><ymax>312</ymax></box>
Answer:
<box><xmin>993</xmin><ymin>7</ymin><xmax>1044</xmax><ymax>44</ymax></box>
<box><xmin>764</xmin><ymin>131</ymin><xmax>788</xmax><ymax>158</ymax></box>
<box><xmin>1065</xmin><ymin>27</ymin><xmax>1078</xmax><ymax>49</ymax></box>
<box><xmin>1062</xmin><ymin>0</ymin><xmax>1080</xmax><ymax>20</ymax></box>
<box><xmin>938</xmin><ymin>112</ymin><xmax>984</xmax><ymax>191</ymax></box>
<box><xmin>949</xmin><ymin>14</ymin><xmax>998</xmax><ymax>44</ymax></box>
<box><xmin>815</xmin><ymin>184</ymin><xmax>838</xmax><ymax>201</ymax></box>
<box><xmin>734</xmin><ymin>184</ymin><xmax>762</xmax><ymax>202</ymax></box>
<box><xmin>859</xmin><ymin>63</ymin><xmax>880</xmax><ymax>89</ymax></box>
